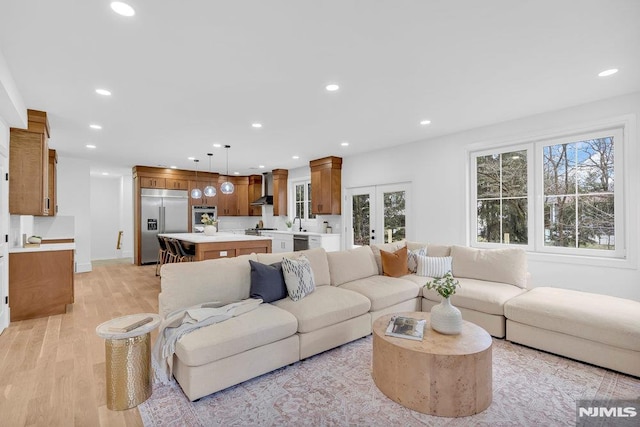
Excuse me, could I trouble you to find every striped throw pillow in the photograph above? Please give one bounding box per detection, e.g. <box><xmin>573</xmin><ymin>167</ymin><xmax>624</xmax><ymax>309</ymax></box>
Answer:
<box><xmin>416</xmin><ymin>255</ymin><xmax>452</xmax><ymax>278</ymax></box>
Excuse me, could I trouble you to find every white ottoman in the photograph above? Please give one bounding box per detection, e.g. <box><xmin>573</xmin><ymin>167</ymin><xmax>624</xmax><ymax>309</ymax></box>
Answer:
<box><xmin>504</xmin><ymin>287</ymin><xmax>640</xmax><ymax>377</ymax></box>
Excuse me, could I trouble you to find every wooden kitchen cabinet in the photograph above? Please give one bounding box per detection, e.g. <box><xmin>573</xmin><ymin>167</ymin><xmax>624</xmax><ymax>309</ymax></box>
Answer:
<box><xmin>9</xmin><ymin>109</ymin><xmax>50</xmax><ymax>216</ymax></box>
<box><xmin>48</xmin><ymin>149</ymin><xmax>58</xmax><ymax>215</ymax></box>
<box><xmin>189</xmin><ymin>176</ymin><xmax>218</xmax><ymax>208</ymax></box>
<box><xmin>217</xmin><ymin>175</ymin><xmax>237</xmax><ymax>216</ymax></box>
<box><xmin>272</xmin><ymin>169</ymin><xmax>288</xmax><ymax>216</ymax></box>
<box><xmin>140</xmin><ymin>177</ymin><xmax>166</xmax><ymax>188</ymax></box>
<box><xmin>166</xmin><ymin>178</ymin><xmax>189</xmax><ymax>190</ymax></box>
<box><xmin>9</xmin><ymin>249</ymin><xmax>75</xmax><ymax>321</ymax></box>
<box><xmin>235</xmin><ymin>176</ymin><xmax>249</xmax><ymax>216</ymax></box>
<box><xmin>310</xmin><ymin>156</ymin><xmax>342</xmax><ymax>215</ymax></box>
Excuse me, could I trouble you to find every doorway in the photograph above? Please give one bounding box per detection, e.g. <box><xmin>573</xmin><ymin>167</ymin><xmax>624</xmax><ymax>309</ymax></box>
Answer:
<box><xmin>345</xmin><ymin>183</ymin><xmax>410</xmax><ymax>248</ymax></box>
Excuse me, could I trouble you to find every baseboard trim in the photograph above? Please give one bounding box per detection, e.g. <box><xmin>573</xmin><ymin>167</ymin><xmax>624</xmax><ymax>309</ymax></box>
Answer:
<box><xmin>76</xmin><ymin>262</ymin><xmax>92</xmax><ymax>273</ymax></box>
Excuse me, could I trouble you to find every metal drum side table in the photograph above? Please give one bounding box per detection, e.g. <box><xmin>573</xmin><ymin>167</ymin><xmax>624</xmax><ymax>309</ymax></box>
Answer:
<box><xmin>96</xmin><ymin>313</ymin><xmax>161</xmax><ymax>410</ymax></box>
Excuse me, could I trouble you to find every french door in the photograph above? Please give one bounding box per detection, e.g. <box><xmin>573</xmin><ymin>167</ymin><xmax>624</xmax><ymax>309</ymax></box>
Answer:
<box><xmin>345</xmin><ymin>183</ymin><xmax>410</xmax><ymax>248</ymax></box>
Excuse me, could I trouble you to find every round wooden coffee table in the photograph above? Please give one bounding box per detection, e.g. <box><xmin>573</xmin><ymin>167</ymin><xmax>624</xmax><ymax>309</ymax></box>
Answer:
<box><xmin>372</xmin><ymin>312</ymin><xmax>492</xmax><ymax>417</ymax></box>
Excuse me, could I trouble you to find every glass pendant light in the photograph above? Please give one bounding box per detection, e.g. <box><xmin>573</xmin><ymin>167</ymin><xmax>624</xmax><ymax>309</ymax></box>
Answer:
<box><xmin>204</xmin><ymin>153</ymin><xmax>217</xmax><ymax>197</ymax></box>
<box><xmin>191</xmin><ymin>159</ymin><xmax>202</xmax><ymax>199</ymax></box>
<box><xmin>220</xmin><ymin>145</ymin><xmax>235</xmax><ymax>194</ymax></box>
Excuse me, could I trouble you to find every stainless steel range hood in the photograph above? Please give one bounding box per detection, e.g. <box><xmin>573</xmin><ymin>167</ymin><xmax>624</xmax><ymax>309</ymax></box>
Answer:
<box><xmin>251</xmin><ymin>172</ymin><xmax>273</xmax><ymax>205</ymax></box>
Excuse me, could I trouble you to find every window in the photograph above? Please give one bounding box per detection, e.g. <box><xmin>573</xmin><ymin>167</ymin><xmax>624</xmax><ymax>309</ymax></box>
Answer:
<box><xmin>470</xmin><ymin>124</ymin><xmax>626</xmax><ymax>260</ymax></box>
<box><xmin>293</xmin><ymin>180</ymin><xmax>315</xmax><ymax>220</ymax></box>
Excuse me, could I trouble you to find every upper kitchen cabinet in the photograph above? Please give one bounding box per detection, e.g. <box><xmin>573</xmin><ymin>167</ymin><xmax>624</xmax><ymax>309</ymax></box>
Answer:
<box><xmin>310</xmin><ymin>156</ymin><xmax>342</xmax><ymax>215</ymax></box>
<box><xmin>272</xmin><ymin>169</ymin><xmax>288</xmax><ymax>216</ymax></box>
<box><xmin>217</xmin><ymin>176</ymin><xmax>249</xmax><ymax>216</ymax></box>
<box><xmin>48</xmin><ymin>149</ymin><xmax>57</xmax><ymax>215</ymax></box>
<box><xmin>9</xmin><ymin>109</ymin><xmax>50</xmax><ymax>216</ymax></box>
<box><xmin>189</xmin><ymin>173</ymin><xmax>219</xmax><ymax>208</ymax></box>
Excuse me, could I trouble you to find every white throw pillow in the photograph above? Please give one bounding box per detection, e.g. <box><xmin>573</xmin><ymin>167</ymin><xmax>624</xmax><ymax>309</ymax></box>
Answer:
<box><xmin>407</xmin><ymin>246</ymin><xmax>427</xmax><ymax>273</ymax></box>
<box><xmin>416</xmin><ymin>255</ymin><xmax>452</xmax><ymax>278</ymax></box>
<box><xmin>282</xmin><ymin>254</ymin><xmax>316</xmax><ymax>301</ymax></box>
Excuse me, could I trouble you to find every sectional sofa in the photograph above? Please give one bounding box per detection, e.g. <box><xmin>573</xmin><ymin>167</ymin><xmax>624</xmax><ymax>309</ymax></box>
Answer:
<box><xmin>158</xmin><ymin>242</ymin><xmax>640</xmax><ymax>401</ymax></box>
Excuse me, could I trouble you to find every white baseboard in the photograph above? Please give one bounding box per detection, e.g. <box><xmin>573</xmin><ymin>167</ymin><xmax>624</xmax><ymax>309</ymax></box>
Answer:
<box><xmin>76</xmin><ymin>262</ymin><xmax>92</xmax><ymax>273</ymax></box>
<box><xmin>0</xmin><ymin>307</ymin><xmax>9</xmax><ymax>335</ymax></box>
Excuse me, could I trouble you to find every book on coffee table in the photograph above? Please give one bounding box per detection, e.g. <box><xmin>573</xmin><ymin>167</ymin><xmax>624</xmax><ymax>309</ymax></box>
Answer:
<box><xmin>385</xmin><ymin>315</ymin><xmax>426</xmax><ymax>341</ymax></box>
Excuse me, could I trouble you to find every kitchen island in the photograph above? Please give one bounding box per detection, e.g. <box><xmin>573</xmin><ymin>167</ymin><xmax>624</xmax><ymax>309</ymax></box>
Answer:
<box><xmin>159</xmin><ymin>232</ymin><xmax>272</xmax><ymax>261</ymax></box>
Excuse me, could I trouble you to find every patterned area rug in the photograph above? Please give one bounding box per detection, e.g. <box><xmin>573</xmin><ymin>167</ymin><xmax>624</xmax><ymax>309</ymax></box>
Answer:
<box><xmin>139</xmin><ymin>336</ymin><xmax>639</xmax><ymax>426</ymax></box>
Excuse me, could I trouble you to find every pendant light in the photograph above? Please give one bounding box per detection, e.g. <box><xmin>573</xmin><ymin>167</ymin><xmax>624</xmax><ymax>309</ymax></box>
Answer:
<box><xmin>204</xmin><ymin>153</ymin><xmax>217</xmax><ymax>197</ymax></box>
<box><xmin>190</xmin><ymin>159</ymin><xmax>202</xmax><ymax>199</ymax></box>
<box><xmin>220</xmin><ymin>145</ymin><xmax>235</xmax><ymax>194</ymax></box>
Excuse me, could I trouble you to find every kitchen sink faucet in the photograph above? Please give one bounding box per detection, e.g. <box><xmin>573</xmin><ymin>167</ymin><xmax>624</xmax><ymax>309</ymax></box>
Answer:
<box><xmin>294</xmin><ymin>216</ymin><xmax>303</xmax><ymax>232</ymax></box>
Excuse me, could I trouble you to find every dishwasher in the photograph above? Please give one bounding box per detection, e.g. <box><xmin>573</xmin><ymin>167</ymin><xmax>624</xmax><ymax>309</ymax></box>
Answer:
<box><xmin>293</xmin><ymin>234</ymin><xmax>309</xmax><ymax>251</ymax></box>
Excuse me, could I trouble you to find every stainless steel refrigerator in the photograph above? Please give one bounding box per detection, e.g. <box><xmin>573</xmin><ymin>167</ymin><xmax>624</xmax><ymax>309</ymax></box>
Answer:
<box><xmin>140</xmin><ymin>188</ymin><xmax>189</xmax><ymax>264</ymax></box>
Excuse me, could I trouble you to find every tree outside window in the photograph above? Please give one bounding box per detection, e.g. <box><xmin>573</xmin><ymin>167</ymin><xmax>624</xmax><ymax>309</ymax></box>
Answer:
<box><xmin>294</xmin><ymin>181</ymin><xmax>315</xmax><ymax>220</ymax></box>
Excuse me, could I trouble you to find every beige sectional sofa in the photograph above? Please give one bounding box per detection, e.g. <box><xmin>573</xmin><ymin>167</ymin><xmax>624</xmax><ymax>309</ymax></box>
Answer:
<box><xmin>159</xmin><ymin>241</ymin><xmax>640</xmax><ymax>401</ymax></box>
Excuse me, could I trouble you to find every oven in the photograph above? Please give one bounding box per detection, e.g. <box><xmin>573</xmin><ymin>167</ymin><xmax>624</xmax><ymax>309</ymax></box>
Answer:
<box><xmin>192</xmin><ymin>205</ymin><xmax>217</xmax><ymax>232</ymax></box>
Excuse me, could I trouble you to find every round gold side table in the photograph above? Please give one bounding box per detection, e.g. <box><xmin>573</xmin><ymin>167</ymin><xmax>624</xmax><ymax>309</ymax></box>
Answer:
<box><xmin>96</xmin><ymin>313</ymin><xmax>161</xmax><ymax>410</ymax></box>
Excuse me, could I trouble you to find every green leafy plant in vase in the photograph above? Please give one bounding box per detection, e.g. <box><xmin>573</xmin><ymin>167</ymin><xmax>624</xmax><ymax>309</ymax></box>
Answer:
<box><xmin>201</xmin><ymin>213</ymin><xmax>218</xmax><ymax>235</ymax></box>
<box><xmin>424</xmin><ymin>272</ymin><xmax>462</xmax><ymax>335</ymax></box>
<box><xmin>285</xmin><ymin>219</ymin><xmax>293</xmax><ymax>231</ymax></box>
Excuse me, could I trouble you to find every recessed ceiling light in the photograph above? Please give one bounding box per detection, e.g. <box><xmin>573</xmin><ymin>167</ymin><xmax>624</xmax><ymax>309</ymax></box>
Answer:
<box><xmin>420</xmin><ymin>120</ymin><xmax>431</xmax><ymax>125</ymax></box>
<box><xmin>233</xmin><ymin>171</ymin><xmax>240</xmax><ymax>175</ymax></box>
<box><xmin>252</xmin><ymin>123</ymin><xmax>262</xmax><ymax>128</ymax></box>
<box><xmin>341</xmin><ymin>142</ymin><xmax>349</xmax><ymax>147</ymax></box>
<box><xmin>110</xmin><ymin>1</ymin><xmax>135</xmax><ymax>17</ymax></box>
<box><xmin>170</xmin><ymin>165</ymin><xmax>177</xmax><ymax>169</ymax></box>
<box><xmin>598</xmin><ymin>68</ymin><xmax>618</xmax><ymax>77</ymax></box>
<box><xmin>258</xmin><ymin>165</ymin><xmax>265</xmax><ymax>169</ymax></box>
<box><xmin>292</xmin><ymin>155</ymin><xmax>299</xmax><ymax>160</ymax></box>
<box><xmin>187</xmin><ymin>156</ymin><xmax>195</xmax><ymax>160</ymax></box>
<box><xmin>213</xmin><ymin>143</ymin><xmax>222</xmax><ymax>148</ymax></box>
<box><xmin>95</xmin><ymin>88</ymin><xmax>112</xmax><ymax>96</ymax></box>
<box><xmin>86</xmin><ymin>144</ymin><xmax>97</xmax><ymax>149</ymax></box>
<box><xmin>102</xmin><ymin>172</ymin><xmax>109</xmax><ymax>176</ymax></box>
<box><xmin>326</xmin><ymin>84</ymin><xmax>340</xmax><ymax>92</ymax></box>
<box><xmin>90</xmin><ymin>124</ymin><xmax>102</xmax><ymax>130</ymax></box>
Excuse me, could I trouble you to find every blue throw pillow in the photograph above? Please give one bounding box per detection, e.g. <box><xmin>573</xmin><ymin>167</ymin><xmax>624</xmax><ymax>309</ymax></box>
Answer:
<box><xmin>249</xmin><ymin>260</ymin><xmax>288</xmax><ymax>303</ymax></box>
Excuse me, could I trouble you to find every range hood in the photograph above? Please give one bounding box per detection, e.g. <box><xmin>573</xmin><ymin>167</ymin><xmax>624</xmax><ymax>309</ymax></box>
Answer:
<box><xmin>251</xmin><ymin>172</ymin><xmax>273</xmax><ymax>205</ymax></box>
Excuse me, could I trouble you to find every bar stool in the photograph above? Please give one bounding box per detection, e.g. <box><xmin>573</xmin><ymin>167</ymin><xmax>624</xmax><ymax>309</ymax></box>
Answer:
<box><xmin>156</xmin><ymin>236</ymin><xmax>169</xmax><ymax>276</ymax></box>
<box><xmin>169</xmin><ymin>239</ymin><xmax>194</xmax><ymax>262</ymax></box>
<box><xmin>164</xmin><ymin>238</ymin><xmax>179</xmax><ymax>264</ymax></box>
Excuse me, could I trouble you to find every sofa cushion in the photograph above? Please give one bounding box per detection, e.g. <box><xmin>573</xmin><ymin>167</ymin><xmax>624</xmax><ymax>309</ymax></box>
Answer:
<box><xmin>504</xmin><ymin>287</ymin><xmax>640</xmax><ymax>352</ymax></box>
<box><xmin>282</xmin><ymin>255</ymin><xmax>315</xmax><ymax>301</ymax></box>
<box><xmin>416</xmin><ymin>255</ymin><xmax>452</xmax><ymax>278</ymax></box>
<box><xmin>407</xmin><ymin>246</ymin><xmax>427</xmax><ymax>273</ymax></box>
<box><xmin>326</xmin><ymin>246</ymin><xmax>379</xmax><ymax>286</ymax></box>
<box><xmin>423</xmin><ymin>277</ymin><xmax>527</xmax><ymax>315</ymax></box>
<box><xmin>159</xmin><ymin>254</ymin><xmax>257</xmax><ymax>316</ymax></box>
<box><xmin>400</xmin><ymin>274</ymin><xmax>426</xmax><ymax>296</ymax></box>
<box><xmin>272</xmin><ymin>286</ymin><xmax>371</xmax><ymax>333</ymax></box>
<box><xmin>249</xmin><ymin>260</ymin><xmax>287</xmax><ymax>303</ymax></box>
<box><xmin>451</xmin><ymin>245</ymin><xmax>527</xmax><ymax>288</ymax></box>
<box><xmin>381</xmin><ymin>246</ymin><xmax>410</xmax><ymax>277</ymax></box>
<box><xmin>175</xmin><ymin>303</ymin><xmax>298</xmax><ymax>366</ymax></box>
<box><xmin>371</xmin><ymin>241</ymin><xmax>406</xmax><ymax>274</ymax></box>
<box><xmin>339</xmin><ymin>275</ymin><xmax>420</xmax><ymax>312</ymax></box>
<box><xmin>257</xmin><ymin>247</ymin><xmax>331</xmax><ymax>286</ymax></box>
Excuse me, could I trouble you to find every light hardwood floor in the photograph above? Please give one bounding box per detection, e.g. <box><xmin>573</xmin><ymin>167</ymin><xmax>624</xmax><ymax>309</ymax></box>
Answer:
<box><xmin>0</xmin><ymin>262</ymin><xmax>160</xmax><ymax>427</ymax></box>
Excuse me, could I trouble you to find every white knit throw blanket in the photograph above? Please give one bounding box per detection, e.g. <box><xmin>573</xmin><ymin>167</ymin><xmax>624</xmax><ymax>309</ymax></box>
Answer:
<box><xmin>152</xmin><ymin>298</ymin><xmax>263</xmax><ymax>385</ymax></box>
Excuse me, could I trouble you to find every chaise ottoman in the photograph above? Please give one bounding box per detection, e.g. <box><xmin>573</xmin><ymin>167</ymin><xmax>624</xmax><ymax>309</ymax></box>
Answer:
<box><xmin>504</xmin><ymin>287</ymin><xmax>640</xmax><ymax>377</ymax></box>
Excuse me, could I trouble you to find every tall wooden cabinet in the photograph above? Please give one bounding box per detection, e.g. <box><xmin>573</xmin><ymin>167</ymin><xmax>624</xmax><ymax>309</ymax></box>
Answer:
<box><xmin>249</xmin><ymin>175</ymin><xmax>263</xmax><ymax>216</ymax></box>
<box><xmin>9</xmin><ymin>109</ymin><xmax>51</xmax><ymax>216</ymax></box>
<box><xmin>310</xmin><ymin>156</ymin><xmax>342</xmax><ymax>215</ymax></box>
<box><xmin>48</xmin><ymin>149</ymin><xmax>57</xmax><ymax>215</ymax></box>
<box><xmin>272</xmin><ymin>169</ymin><xmax>288</xmax><ymax>216</ymax></box>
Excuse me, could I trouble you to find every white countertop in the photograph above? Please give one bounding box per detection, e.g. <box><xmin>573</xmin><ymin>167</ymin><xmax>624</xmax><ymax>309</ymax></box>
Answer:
<box><xmin>259</xmin><ymin>230</ymin><xmax>341</xmax><ymax>237</ymax></box>
<box><xmin>9</xmin><ymin>243</ymin><xmax>76</xmax><ymax>253</ymax></box>
<box><xmin>159</xmin><ymin>232</ymin><xmax>271</xmax><ymax>243</ymax></box>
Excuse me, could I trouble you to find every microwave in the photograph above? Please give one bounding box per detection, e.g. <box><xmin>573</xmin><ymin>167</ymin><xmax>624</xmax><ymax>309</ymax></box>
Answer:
<box><xmin>192</xmin><ymin>205</ymin><xmax>217</xmax><ymax>231</ymax></box>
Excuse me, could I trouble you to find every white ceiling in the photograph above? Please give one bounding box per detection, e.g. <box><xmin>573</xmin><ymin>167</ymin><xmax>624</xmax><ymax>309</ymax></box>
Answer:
<box><xmin>1</xmin><ymin>1</ymin><xmax>639</xmax><ymax>177</ymax></box>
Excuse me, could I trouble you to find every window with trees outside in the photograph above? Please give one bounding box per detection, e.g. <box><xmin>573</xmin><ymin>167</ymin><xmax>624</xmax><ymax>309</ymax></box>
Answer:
<box><xmin>471</xmin><ymin>126</ymin><xmax>624</xmax><ymax>259</ymax></box>
<box><xmin>294</xmin><ymin>181</ymin><xmax>315</xmax><ymax>220</ymax></box>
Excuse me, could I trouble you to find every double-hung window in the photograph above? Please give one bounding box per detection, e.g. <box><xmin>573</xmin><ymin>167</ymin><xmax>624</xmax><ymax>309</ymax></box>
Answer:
<box><xmin>470</xmin><ymin>122</ymin><xmax>627</xmax><ymax>260</ymax></box>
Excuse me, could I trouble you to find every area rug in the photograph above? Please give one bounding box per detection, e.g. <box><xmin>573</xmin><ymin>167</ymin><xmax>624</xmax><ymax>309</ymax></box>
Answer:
<box><xmin>139</xmin><ymin>336</ymin><xmax>640</xmax><ymax>426</ymax></box>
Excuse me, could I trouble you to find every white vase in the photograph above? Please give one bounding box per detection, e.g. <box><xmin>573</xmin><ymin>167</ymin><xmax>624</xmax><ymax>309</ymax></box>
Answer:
<box><xmin>430</xmin><ymin>297</ymin><xmax>462</xmax><ymax>335</ymax></box>
<box><xmin>203</xmin><ymin>225</ymin><xmax>217</xmax><ymax>236</ymax></box>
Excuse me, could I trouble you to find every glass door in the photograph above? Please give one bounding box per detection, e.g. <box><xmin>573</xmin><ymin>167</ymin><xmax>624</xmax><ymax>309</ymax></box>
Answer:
<box><xmin>346</xmin><ymin>183</ymin><xmax>409</xmax><ymax>248</ymax></box>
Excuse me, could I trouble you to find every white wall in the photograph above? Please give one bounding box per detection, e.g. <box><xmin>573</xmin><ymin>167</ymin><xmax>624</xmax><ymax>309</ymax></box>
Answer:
<box><xmin>342</xmin><ymin>92</ymin><xmax>640</xmax><ymax>301</ymax></box>
<box><xmin>90</xmin><ymin>176</ymin><xmax>122</xmax><ymax>260</ymax></box>
<box><xmin>57</xmin><ymin>157</ymin><xmax>92</xmax><ymax>272</ymax></box>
